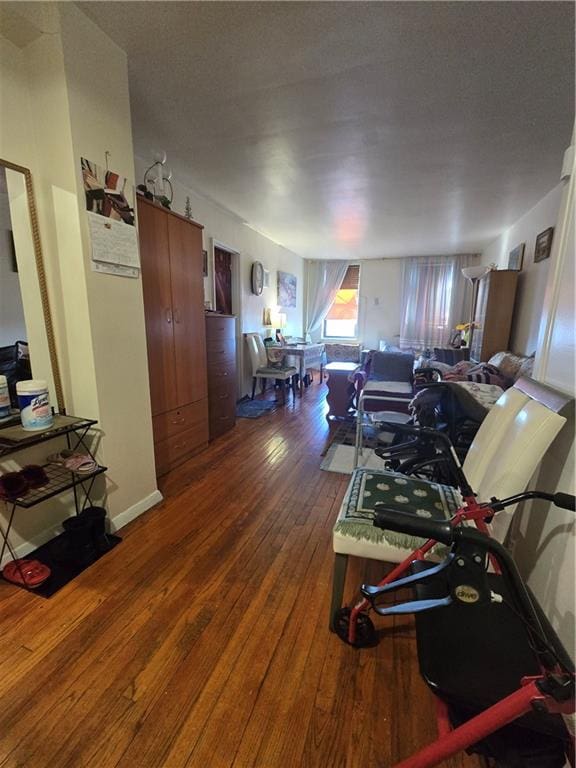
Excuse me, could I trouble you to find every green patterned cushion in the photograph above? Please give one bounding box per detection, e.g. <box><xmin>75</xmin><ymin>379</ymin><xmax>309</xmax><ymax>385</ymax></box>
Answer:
<box><xmin>334</xmin><ymin>468</ymin><xmax>461</xmax><ymax>551</ymax></box>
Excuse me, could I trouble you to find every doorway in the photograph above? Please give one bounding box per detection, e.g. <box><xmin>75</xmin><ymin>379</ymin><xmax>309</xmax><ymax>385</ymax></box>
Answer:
<box><xmin>211</xmin><ymin>239</ymin><xmax>243</xmax><ymax>399</ymax></box>
<box><xmin>214</xmin><ymin>246</ymin><xmax>233</xmax><ymax>315</ymax></box>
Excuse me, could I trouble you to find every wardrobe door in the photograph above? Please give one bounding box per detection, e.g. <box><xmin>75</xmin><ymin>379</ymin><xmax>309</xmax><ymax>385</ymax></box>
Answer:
<box><xmin>137</xmin><ymin>198</ymin><xmax>177</xmax><ymax>415</ymax></box>
<box><xmin>167</xmin><ymin>215</ymin><xmax>208</xmax><ymax>405</ymax></box>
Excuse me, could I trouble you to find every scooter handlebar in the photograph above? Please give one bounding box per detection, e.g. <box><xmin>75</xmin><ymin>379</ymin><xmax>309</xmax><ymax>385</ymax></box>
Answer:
<box><xmin>373</xmin><ymin>505</ymin><xmax>454</xmax><ymax>545</ymax></box>
<box><xmin>554</xmin><ymin>492</ymin><xmax>576</xmax><ymax>511</ymax></box>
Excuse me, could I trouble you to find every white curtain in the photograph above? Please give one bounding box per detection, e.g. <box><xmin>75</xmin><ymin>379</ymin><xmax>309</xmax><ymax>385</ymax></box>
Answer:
<box><xmin>305</xmin><ymin>260</ymin><xmax>349</xmax><ymax>335</ymax></box>
<box><xmin>399</xmin><ymin>254</ymin><xmax>479</xmax><ymax>351</ymax></box>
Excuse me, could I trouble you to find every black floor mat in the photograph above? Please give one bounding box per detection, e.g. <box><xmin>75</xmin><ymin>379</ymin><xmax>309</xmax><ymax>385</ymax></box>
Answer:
<box><xmin>2</xmin><ymin>532</ymin><xmax>121</xmax><ymax>598</ymax></box>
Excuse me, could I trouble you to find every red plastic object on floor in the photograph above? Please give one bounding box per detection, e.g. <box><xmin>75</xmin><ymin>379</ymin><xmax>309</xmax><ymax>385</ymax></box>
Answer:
<box><xmin>2</xmin><ymin>558</ymin><xmax>51</xmax><ymax>588</ymax></box>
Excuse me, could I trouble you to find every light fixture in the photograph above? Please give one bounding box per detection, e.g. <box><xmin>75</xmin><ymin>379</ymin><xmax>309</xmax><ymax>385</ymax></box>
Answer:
<box><xmin>461</xmin><ymin>265</ymin><xmax>491</xmax><ymax>352</ymax></box>
<box><xmin>270</xmin><ymin>310</ymin><xmax>287</xmax><ymax>343</ymax></box>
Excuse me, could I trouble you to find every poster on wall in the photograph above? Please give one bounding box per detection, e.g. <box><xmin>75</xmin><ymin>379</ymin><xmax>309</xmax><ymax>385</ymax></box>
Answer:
<box><xmin>81</xmin><ymin>157</ymin><xmax>135</xmax><ymax>226</ymax></box>
<box><xmin>81</xmin><ymin>157</ymin><xmax>140</xmax><ymax>277</ymax></box>
<box><xmin>277</xmin><ymin>271</ymin><xmax>297</xmax><ymax>308</ymax></box>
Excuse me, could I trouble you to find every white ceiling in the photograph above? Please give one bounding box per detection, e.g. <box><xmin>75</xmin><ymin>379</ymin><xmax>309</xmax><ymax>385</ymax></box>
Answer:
<box><xmin>81</xmin><ymin>1</ymin><xmax>574</xmax><ymax>260</ymax></box>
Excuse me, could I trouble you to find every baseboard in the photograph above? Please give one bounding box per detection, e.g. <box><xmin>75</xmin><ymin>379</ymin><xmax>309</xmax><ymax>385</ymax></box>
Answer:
<box><xmin>109</xmin><ymin>489</ymin><xmax>163</xmax><ymax>532</ymax></box>
<box><xmin>0</xmin><ymin>489</ymin><xmax>163</xmax><ymax>569</ymax></box>
<box><xmin>0</xmin><ymin>523</ymin><xmax>63</xmax><ymax>568</ymax></box>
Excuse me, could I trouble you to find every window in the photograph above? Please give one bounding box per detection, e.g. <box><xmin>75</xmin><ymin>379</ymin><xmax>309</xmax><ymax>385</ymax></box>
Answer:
<box><xmin>323</xmin><ymin>265</ymin><xmax>360</xmax><ymax>339</ymax></box>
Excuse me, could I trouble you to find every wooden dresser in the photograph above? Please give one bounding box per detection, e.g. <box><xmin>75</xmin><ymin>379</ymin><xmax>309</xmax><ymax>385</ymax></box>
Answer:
<box><xmin>470</xmin><ymin>269</ymin><xmax>519</xmax><ymax>362</ymax></box>
<box><xmin>205</xmin><ymin>314</ymin><xmax>237</xmax><ymax>439</ymax></box>
<box><xmin>137</xmin><ymin>197</ymin><xmax>209</xmax><ymax>476</ymax></box>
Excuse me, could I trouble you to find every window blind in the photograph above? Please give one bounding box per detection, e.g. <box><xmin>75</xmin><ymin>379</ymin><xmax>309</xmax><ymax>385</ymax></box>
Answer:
<box><xmin>340</xmin><ymin>264</ymin><xmax>359</xmax><ymax>290</ymax></box>
<box><xmin>326</xmin><ymin>265</ymin><xmax>360</xmax><ymax>320</ymax></box>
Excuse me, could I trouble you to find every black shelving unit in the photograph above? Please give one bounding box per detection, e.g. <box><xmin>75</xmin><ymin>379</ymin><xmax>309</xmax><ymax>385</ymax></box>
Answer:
<box><xmin>0</xmin><ymin>415</ymin><xmax>118</xmax><ymax>597</ymax></box>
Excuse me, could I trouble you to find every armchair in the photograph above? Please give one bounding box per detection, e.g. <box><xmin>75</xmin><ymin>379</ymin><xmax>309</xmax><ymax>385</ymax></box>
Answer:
<box><xmin>354</xmin><ymin>350</ymin><xmax>415</xmax><ymax>415</ymax></box>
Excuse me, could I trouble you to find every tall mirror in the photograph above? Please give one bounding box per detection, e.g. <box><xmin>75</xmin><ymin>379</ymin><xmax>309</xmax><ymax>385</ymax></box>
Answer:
<box><xmin>0</xmin><ymin>159</ymin><xmax>64</xmax><ymax>423</ymax></box>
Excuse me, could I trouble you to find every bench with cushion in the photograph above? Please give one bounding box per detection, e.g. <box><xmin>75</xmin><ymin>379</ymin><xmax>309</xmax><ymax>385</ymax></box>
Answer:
<box><xmin>330</xmin><ymin>377</ymin><xmax>572</xmax><ymax>629</ymax></box>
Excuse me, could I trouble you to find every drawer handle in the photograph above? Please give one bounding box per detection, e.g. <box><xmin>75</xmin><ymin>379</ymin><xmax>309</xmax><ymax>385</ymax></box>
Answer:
<box><xmin>171</xmin><ymin>418</ymin><xmax>185</xmax><ymax>425</ymax></box>
<box><xmin>174</xmin><ymin>441</ymin><xmax>187</xmax><ymax>450</ymax></box>
<box><xmin>219</xmin><ymin>417</ymin><xmax>229</xmax><ymax>421</ymax></box>
<box><xmin>218</xmin><ymin>394</ymin><xmax>229</xmax><ymax>399</ymax></box>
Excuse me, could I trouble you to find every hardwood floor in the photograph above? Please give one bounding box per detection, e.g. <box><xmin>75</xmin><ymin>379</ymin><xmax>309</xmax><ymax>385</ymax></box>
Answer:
<box><xmin>0</xmin><ymin>384</ymin><xmax>481</xmax><ymax>768</ymax></box>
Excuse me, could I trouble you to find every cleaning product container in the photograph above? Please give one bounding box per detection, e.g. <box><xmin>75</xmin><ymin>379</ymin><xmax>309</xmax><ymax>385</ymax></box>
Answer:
<box><xmin>16</xmin><ymin>379</ymin><xmax>53</xmax><ymax>431</ymax></box>
<box><xmin>0</xmin><ymin>375</ymin><xmax>10</xmax><ymax>418</ymax></box>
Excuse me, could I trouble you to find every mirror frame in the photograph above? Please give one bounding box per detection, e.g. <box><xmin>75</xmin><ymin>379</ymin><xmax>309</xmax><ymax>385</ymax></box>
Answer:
<box><xmin>0</xmin><ymin>158</ymin><xmax>65</xmax><ymax>413</ymax></box>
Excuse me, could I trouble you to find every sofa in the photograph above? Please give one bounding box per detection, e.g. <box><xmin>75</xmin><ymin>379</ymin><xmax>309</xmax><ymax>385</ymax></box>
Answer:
<box><xmin>324</xmin><ymin>343</ymin><xmax>362</xmax><ymax>365</ymax></box>
<box><xmin>416</xmin><ymin>350</ymin><xmax>535</xmax><ymax>390</ymax></box>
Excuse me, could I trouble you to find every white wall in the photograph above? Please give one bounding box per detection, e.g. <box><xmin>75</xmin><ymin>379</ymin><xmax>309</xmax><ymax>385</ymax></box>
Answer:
<box><xmin>509</xmin><ymin>136</ymin><xmax>575</xmax><ymax>660</ymax></box>
<box><xmin>0</xmin><ymin>7</ymin><xmax>160</xmax><ymax>562</ymax></box>
<box><xmin>134</xmin><ymin>158</ymin><xmax>304</xmax><ymax>396</ymax></box>
<box><xmin>357</xmin><ymin>258</ymin><xmax>403</xmax><ymax>350</ymax></box>
<box><xmin>481</xmin><ymin>184</ymin><xmax>563</xmax><ymax>355</ymax></box>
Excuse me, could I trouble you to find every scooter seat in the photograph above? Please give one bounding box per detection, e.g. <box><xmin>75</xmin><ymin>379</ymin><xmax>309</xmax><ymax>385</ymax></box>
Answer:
<box><xmin>411</xmin><ymin>561</ymin><xmax>568</xmax><ymax>743</ymax></box>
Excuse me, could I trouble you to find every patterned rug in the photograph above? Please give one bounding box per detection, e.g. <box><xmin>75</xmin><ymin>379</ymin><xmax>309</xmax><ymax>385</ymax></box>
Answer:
<box><xmin>320</xmin><ymin>444</ymin><xmax>387</xmax><ymax>474</ymax></box>
<box><xmin>321</xmin><ymin>418</ymin><xmax>394</xmax><ymax>456</ymax></box>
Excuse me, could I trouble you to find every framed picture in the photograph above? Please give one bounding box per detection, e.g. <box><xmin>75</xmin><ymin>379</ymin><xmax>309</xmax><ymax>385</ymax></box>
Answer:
<box><xmin>277</xmin><ymin>270</ymin><xmax>297</xmax><ymax>308</ymax></box>
<box><xmin>202</xmin><ymin>249</ymin><xmax>208</xmax><ymax>276</ymax></box>
<box><xmin>508</xmin><ymin>243</ymin><xmax>525</xmax><ymax>271</ymax></box>
<box><xmin>534</xmin><ymin>227</ymin><xmax>554</xmax><ymax>263</ymax></box>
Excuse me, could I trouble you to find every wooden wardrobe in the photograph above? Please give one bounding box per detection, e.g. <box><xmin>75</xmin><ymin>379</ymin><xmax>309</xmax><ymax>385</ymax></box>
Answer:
<box><xmin>470</xmin><ymin>269</ymin><xmax>519</xmax><ymax>362</ymax></box>
<box><xmin>137</xmin><ymin>196</ymin><xmax>209</xmax><ymax>476</ymax></box>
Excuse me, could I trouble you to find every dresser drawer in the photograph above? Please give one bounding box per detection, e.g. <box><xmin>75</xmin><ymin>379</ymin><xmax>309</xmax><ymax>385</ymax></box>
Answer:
<box><xmin>208</xmin><ymin>387</ymin><xmax>236</xmax><ymax>421</ymax></box>
<box><xmin>209</xmin><ymin>413</ymin><xmax>235</xmax><ymax>440</ymax></box>
<box><xmin>153</xmin><ymin>400</ymin><xmax>208</xmax><ymax>444</ymax></box>
<box><xmin>206</xmin><ymin>338</ymin><xmax>235</xmax><ymax>359</ymax></box>
<box><xmin>209</xmin><ymin>380</ymin><xmax>237</xmax><ymax>408</ymax></box>
<box><xmin>205</xmin><ymin>316</ymin><xmax>236</xmax><ymax>341</ymax></box>
<box><xmin>154</xmin><ymin>420</ymin><xmax>209</xmax><ymax>476</ymax></box>
<box><xmin>207</xmin><ymin>358</ymin><xmax>236</xmax><ymax>380</ymax></box>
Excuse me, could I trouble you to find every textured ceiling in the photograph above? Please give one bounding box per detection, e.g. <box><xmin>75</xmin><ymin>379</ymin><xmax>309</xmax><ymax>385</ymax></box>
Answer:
<box><xmin>80</xmin><ymin>1</ymin><xmax>574</xmax><ymax>259</ymax></box>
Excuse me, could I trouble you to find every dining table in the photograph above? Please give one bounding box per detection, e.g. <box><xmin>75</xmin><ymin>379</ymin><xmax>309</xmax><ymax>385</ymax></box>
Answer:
<box><xmin>276</xmin><ymin>343</ymin><xmax>325</xmax><ymax>396</ymax></box>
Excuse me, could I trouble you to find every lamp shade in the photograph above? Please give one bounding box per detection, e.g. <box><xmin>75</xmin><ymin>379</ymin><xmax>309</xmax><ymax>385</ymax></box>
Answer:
<box><xmin>462</xmin><ymin>265</ymin><xmax>490</xmax><ymax>281</ymax></box>
<box><xmin>271</xmin><ymin>311</ymin><xmax>286</xmax><ymax>329</ymax></box>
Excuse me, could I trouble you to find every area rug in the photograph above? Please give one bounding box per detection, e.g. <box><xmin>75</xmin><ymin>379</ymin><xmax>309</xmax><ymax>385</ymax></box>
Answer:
<box><xmin>236</xmin><ymin>399</ymin><xmax>278</xmax><ymax>419</ymax></box>
<box><xmin>320</xmin><ymin>443</ymin><xmax>388</xmax><ymax>475</ymax></box>
<box><xmin>321</xmin><ymin>418</ymin><xmax>396</xmax><ymax>456</ymax></box>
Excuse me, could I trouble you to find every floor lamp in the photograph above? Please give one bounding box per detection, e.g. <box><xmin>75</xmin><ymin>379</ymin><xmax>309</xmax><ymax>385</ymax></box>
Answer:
<box><xmin>461</xmin><ymin>266</ymin><xmax>490</xmax><ymax>353</ymax></box>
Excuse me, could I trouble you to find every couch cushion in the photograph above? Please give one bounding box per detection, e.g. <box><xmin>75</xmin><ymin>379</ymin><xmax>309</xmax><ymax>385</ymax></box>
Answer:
<box><xmin>333</xmin><ymin>468</ymin><xmax>462</xmax><ymax>562</ymax></box>
<box><xmin>487</xmin><ymin>351</ymin><xmax>534</xmax><ymax>383</ymax></box>
<box><xmin>369</xmin><ymin>351</ymin><xmax>414</xmax><ymax>382</ymax></box>
<box><xmin>363</xmin><ymin>380</ymin><xmax>413</xmax><ymax>395</ymax></box>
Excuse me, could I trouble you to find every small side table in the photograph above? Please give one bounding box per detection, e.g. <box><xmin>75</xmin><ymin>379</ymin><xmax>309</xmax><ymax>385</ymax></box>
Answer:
<box><xmin>325</xmin><ymin>362</ymin><xmax>358</xmax><ymax>421</ymax></box>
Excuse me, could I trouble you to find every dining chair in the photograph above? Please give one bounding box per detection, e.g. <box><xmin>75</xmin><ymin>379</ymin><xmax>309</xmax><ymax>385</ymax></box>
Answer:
<box><xmin>245</xmin><ymin>333</ymin><xmax>298</xmax><ymax>405</ymax></box>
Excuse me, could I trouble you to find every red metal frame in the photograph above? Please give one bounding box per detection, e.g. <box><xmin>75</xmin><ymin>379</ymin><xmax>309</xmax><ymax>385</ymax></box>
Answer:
<box><xmin>393</xmin><ymin>677</ymin><xmax>574</xmax><ymax>768</ymax></box>
<box><xmin>347</xmin><ymin>495</ymin><xmax>500</xmax><ymax>644</ymax></box>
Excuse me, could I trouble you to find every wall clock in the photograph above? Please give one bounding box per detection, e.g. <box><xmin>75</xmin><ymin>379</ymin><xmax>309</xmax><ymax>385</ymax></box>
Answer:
<box><xmin>251</xmin><ymin>261</ymin><xmax>264</xmax><ymax>295</ymax></box>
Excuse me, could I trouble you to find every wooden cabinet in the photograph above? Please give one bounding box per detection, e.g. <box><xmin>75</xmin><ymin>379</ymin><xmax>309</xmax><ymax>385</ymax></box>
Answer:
<box><xmin>205</xmin><ymin>314</ymin><xmax>237</xmax><ymax>440</ymax></box>
<box><xmin>470</xmin><ymin>269</ymin><xmax>519</xmax><ymax>362</ymax></box>
<box><xmin>137</xmin><ymin>197</ymin><xmax>209</xmax><ymax>476</ymax></box>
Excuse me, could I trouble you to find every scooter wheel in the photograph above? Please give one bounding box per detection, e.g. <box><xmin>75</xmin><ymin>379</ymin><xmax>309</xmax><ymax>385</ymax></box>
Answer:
<box><xmin>333</xmin><ymin>607</ymin><xmax>378</xmax><ymax>648</ymax></box>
